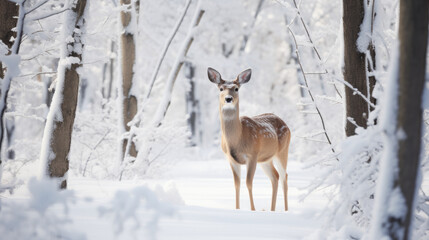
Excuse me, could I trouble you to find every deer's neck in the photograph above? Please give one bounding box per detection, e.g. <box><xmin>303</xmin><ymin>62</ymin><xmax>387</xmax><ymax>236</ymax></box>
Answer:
<box><xmin>220</xmin><ymin>104</ymin><xmax>242</xmax><ymax>146</ymax></box>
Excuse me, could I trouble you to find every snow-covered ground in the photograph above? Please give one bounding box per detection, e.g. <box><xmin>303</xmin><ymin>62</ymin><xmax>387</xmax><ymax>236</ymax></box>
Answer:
<box><xmin>4</xmin><ymin>152</ymin><xmax>429</xmax><ymax>240</ymax></box>
<box><xmin>71</xmin><ymin>159</ymin><xmax>325</xmax><ymax>240</ymax></box>
<box><xmin>5</xmin><ymin>158</ymin><xmax>326</xmax><ymax>239</ymax></box>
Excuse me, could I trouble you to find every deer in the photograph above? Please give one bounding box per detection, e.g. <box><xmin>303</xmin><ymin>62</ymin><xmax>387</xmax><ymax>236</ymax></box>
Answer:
<box><xmin>207</xmin><ymin>67</ymin><xmax>291</xmax><ymax>211</ymax></box>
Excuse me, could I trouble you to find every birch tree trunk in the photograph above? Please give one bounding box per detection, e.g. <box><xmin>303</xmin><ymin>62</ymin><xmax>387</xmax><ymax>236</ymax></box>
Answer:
<box><xmin>343</xmin><ymin>0</ymin><xmax>369</xmax><ymax>136</ymax></box>
<box><xmin>39</xmin><ymin>0</ymin><xmax>88</xmax><ymax>189</ymax></box>
<box><xmin>119</xmin><ymin>0</ymin><xmax>138</xmax><ymax>160</ymax></box>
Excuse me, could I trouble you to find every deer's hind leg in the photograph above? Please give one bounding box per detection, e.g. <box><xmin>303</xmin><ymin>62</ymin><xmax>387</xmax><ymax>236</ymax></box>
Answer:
<box><xmin>276</xmin><ymin>135</ymin><xmax>291</xmax><ymax>211</ymax></box>
<box><xmin>260</xmin><ymin>160</ymin><xmax>279</xmax><ymax>211</ymax></box>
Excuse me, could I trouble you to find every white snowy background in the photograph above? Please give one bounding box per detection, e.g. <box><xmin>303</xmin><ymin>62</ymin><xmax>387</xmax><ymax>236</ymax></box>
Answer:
<box><xmin>0</xmin><ymin>0</ymin><xmax>428</xmax><ymax>239</ymax></box>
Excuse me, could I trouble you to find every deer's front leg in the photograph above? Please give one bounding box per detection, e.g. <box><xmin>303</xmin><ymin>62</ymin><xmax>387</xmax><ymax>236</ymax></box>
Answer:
<box><xmin>230</xmin><ymin>162</ymin><xmax>241</xmax><ymax>209</ymax></box>
<box><xmin>246</xmin><ymin>158</ymin><xmax>257</xmax><ymax>211</ymax></box>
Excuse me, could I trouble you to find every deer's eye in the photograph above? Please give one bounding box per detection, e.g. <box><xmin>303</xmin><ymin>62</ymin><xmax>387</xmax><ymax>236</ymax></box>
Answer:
<box><xmin>234</xmin><ymin>87</ymin><xmax>239</xmax><ymax>92</ymax></box>
<box><xmin>220</xmin><ymin>87</ymin><xmax>224</xmax><ymax>91</ymax></box>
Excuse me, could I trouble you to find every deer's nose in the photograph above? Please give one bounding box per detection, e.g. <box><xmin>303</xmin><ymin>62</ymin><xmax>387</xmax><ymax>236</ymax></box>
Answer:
<box><xmin>225</xmin><ymin>96</ymin><xmax>233</xmax><ymax>103</ymax></box>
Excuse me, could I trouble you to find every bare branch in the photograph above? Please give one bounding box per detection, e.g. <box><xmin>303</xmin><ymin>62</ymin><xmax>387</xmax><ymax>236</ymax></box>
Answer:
<box><xmin>284</xmin><ymin>10</ymin><xmax>377</xmax><ymax>111</ymax></box>
<box><xmin>4</xmin><ymin>112</ymin><xmax>45</xmax><ymax>122</ymax></box>
<box><xmin>152</xmin><ymin>7</ymin><xmax>205</xmax><ymax>127</ymax></box>
<box><xmin>299</xmin><ymin>130</ymin><xmax>327</xmax><ymax>138</ymax></box>
<box><xmin>287</xmin><ymin>27</ymin><xmax>338</xmax><ymax>159</ymax></box>
<box><xmin>28</xmin><ymin>7</ymin><xmax>70</xmax><ymax>21</ymax></box>
<box><xmin>145</xmin><ymin>0</ymin><xmax>192</xmax><ymax>101</ymax></box>
<box><xmin>329</xmin><ymin>74</ymin><xmax>376</xmax><ymax>109</ymax></box>
<box><xmin>295</xmin><ymin>136</ymin><xmax>329</xmax><ymax>144</ymax></box>
<box><xmin>17</xmin><ymin>71</ymin><xmax>56</xmax><ymax>78</ymax></box>
<box><xmin>24</xmin><ymin>0</ymin><xmax>50</xmax><ymax>16</ymax></box>
<box><xmin>315</xmin><ymin>95</ymin><xmax>343</xmax><ymax>104</ymax></box>
<box><xmin>239</xmin><ymin>0</ymin><xmax>265</xmax><ymax>53</ymax></box>
<box><xmin>82</xmin><ymin>130</ymin><xmax>110</xmax><ymax>176</ymax></box>
<box><xmin>304</xmin><ymin>72</ymin><xmax>328</xmax><ymax>75</ymax></box>
<box><xmin>281</xmin><ymin>0</ymin><xmax>343</xmax><ymax>98</ymax></box>
<box><xmin>21</xmin><ymin>49</ymin><xmax>58</xmax><ymax>61</ymax></box>
<box><xmin>296</xmin><ymin>101</ymin><xmax>314</xmax><ymax>106</ymax></box>
<box><xmin>300</xmin><ymin>110</ymin><xmax>319</xmax><ymax>114</ymax></box>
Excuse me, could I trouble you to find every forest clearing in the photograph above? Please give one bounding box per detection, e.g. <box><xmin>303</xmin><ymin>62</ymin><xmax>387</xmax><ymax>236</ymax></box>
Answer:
<box><xmin>0</xmin><ymin>0</ymin><xmax>428</xmax><ymax>239</ymax></box>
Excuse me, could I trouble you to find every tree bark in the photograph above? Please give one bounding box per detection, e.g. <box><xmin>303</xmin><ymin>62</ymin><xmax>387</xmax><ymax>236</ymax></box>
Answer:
<box><xmin>343</xmin><ymin>0</ymin><xmax>369</xmax><ymax>136</ymax></box>
<box><xmin>387</xmin><ymin>0</ymin><xmax>428</xmax><ymax>238</ymax></box>
<box><xmin>120</xmin><ymin>0</ymin><xmax>137</xmax><ymax>159</ymax></box>
<box><xmin>43</xmin><ymin>0</ymin><xmax>87</xmax><ymax>189</ymax></box>
<box><xmin>368</xmin><ymin>43</ymin><xmax>377</xmax><ymax>112</ymax></box>
<box><xmin>368</xmin><ymin>0</ymin><xmax>377</xmax><ymax>116</ymax></box>
<box><xmin>104</xmin><ymin>41</ymin><xmax>115</xmax><ymax>100</ymax></box>
<box><xmin>0</xmin><ymin>0</ymin><xmax>18</xmax><ymax>79</ymax></box>
<box><xmin>185</xmin><ymin>62</ymin><xmax>198</xmax><ymax>146</ymax></box>
<box><xmin>0</xmin><ymin>0</ymin><xmax>19</xmax><ymax>165</ymax></box>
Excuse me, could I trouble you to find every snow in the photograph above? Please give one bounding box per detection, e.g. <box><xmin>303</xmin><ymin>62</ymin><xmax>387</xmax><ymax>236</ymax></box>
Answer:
<box><xmin>387</xmin><ymin>187</ymin><xmax>407</xmax><ymax>220</ymax></box>
<box><xmin>59</xmin><ymin>56</ymin><xmax>81</xmax><ymax>69</ymax></box>
<box><xmin>367</xmin><ymin>43</ymin><xmax>401</xmax><ymax>240</ymax></box>
<box><xmin>0</xmin><ymin>54</ymin><xmax>21</xmax><ymax>77</ymax></box>
<box><xmin>152</xmin><ymin>0</ymin><xmax>204</xmax><ymax>127</ymax></box>
<box><xmin>357</xmin><ymin>0</ymin><xmax>373</xmax><ymax>53</ymax></box>
<box><xmin>2</xmin><ymin>159</ymin><xmax>325</xmax><ymax>240</ymax></box>
<box><xmin>144</xmin><ymin>0</ymin><xmax>192</xmax><ymax>100</ymax></box>
<box><xmin>38</xmin><ymin>0</ymin><xmax>85</xmax><ymax>178</ymax></box>
<box><xmin>0</xmin><ymin>0</ymin><xmax>25</xmax><ymax>173</ymax></box>
<box><xmin>0</xmin><ymin>177</ymin><xmax>81</xmax><ymax>240</ymax></box>
<box><xmin>2</xmin><ymin>0</ymin><xmax>429</xmax><ymax>239</ymax></box>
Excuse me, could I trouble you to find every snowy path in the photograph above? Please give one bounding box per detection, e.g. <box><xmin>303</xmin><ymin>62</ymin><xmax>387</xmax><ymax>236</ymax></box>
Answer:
<box><xmin>67</xmin><ymin>159</ymin><xmax>326</xmax><ymax>240</ymax></box>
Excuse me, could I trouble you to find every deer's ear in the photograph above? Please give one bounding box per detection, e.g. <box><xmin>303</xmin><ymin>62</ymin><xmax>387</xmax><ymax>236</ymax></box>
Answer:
<box><xmin>207</xmin><ymin>67</ymin><xmax>222</xmax><ymax>84</ymax></box>
<box><xmin>236</xmin><ymin>69</ymin><xmax>251</xmax><ymax>84</ymax></box>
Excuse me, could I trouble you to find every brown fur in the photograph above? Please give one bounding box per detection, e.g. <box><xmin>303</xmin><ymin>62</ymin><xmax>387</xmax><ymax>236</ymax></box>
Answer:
<box><xmin>208</xmin><ymin>68</ymin><xmax>291</xmax><ymax>211</ymax></box>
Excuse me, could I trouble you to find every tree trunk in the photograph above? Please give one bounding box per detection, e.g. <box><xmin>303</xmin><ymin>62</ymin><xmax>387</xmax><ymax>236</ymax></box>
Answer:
<box><xmin>388</xmin><ymin>0</ymin><xmax>428</xmax><ymax>238</ymax></box>
<box><xmin>0</xmin><ymin>0</ymin><xmax>18</xmax><ymax>79</ymax></box>
<box><xmin>107</xmin><ymin>41</ymin><xmax>116</xmax><ymax>100</ymax></box>
<box><xmin>368</xmin><ymin>0</ymin><xmax>378</xmax><ymax>118</ymax></box>
<box><xmin>239</xmin><ymin>0</ymin><xmax>264</xmax><ymax>53</ymax></box>
<box><xmin>0</xmin><ymin>0</ymin><xmax>19</xmax><ymax>165</ymax></box>
<box><xmin>40</xmin><ymin>0</ymin><xmax>88</xmax><ymax>189</ymax></box>
<box><xmin>152</xmin><ymin>8</ymin><xmax>204</xmax><ymax>127</ymax></box>
<box><xmin>185</xmin><ymin>62</ymin><xmax>199</xmax><ymax>146</ymax></box>
<box><xmin>120</xmin><ymin>0</ymin><xmax>138</xmax><ymax>159</ymax></box>
<box><xmin>368</xmin><ymin>43</ymin><xmax>377</xmax><ymax>112</ymax></box>
<box><xmin>343</xmin><ymin>0</ymin><xmax>369</xmax><ymax>136</ymax></box>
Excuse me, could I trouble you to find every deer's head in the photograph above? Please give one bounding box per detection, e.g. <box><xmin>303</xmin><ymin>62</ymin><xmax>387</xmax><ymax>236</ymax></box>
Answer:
<box><xmin>207</xmin><ymin>68</ymin><xmax>252</xmax><ymax>115</ymax></box>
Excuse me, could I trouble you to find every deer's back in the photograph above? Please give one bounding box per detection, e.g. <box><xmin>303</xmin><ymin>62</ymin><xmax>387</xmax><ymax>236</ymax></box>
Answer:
<box><xmin>241</xmin><ymin>113</ymin><xmax>290</xmax><ymax>161</ymax></box>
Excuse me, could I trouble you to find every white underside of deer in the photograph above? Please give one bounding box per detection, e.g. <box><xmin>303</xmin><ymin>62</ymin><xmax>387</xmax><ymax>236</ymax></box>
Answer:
<box><xmin>208</xmin><ymin>67</ymin><xmax>291</xmax><ymax>211</ymax></box>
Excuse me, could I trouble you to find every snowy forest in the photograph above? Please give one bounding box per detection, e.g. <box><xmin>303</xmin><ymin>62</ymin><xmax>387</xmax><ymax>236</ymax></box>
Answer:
<box><xmin>0</xmin><ymin>0</ymin><xmax>428</xmax><ymax>239</ymax></box>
